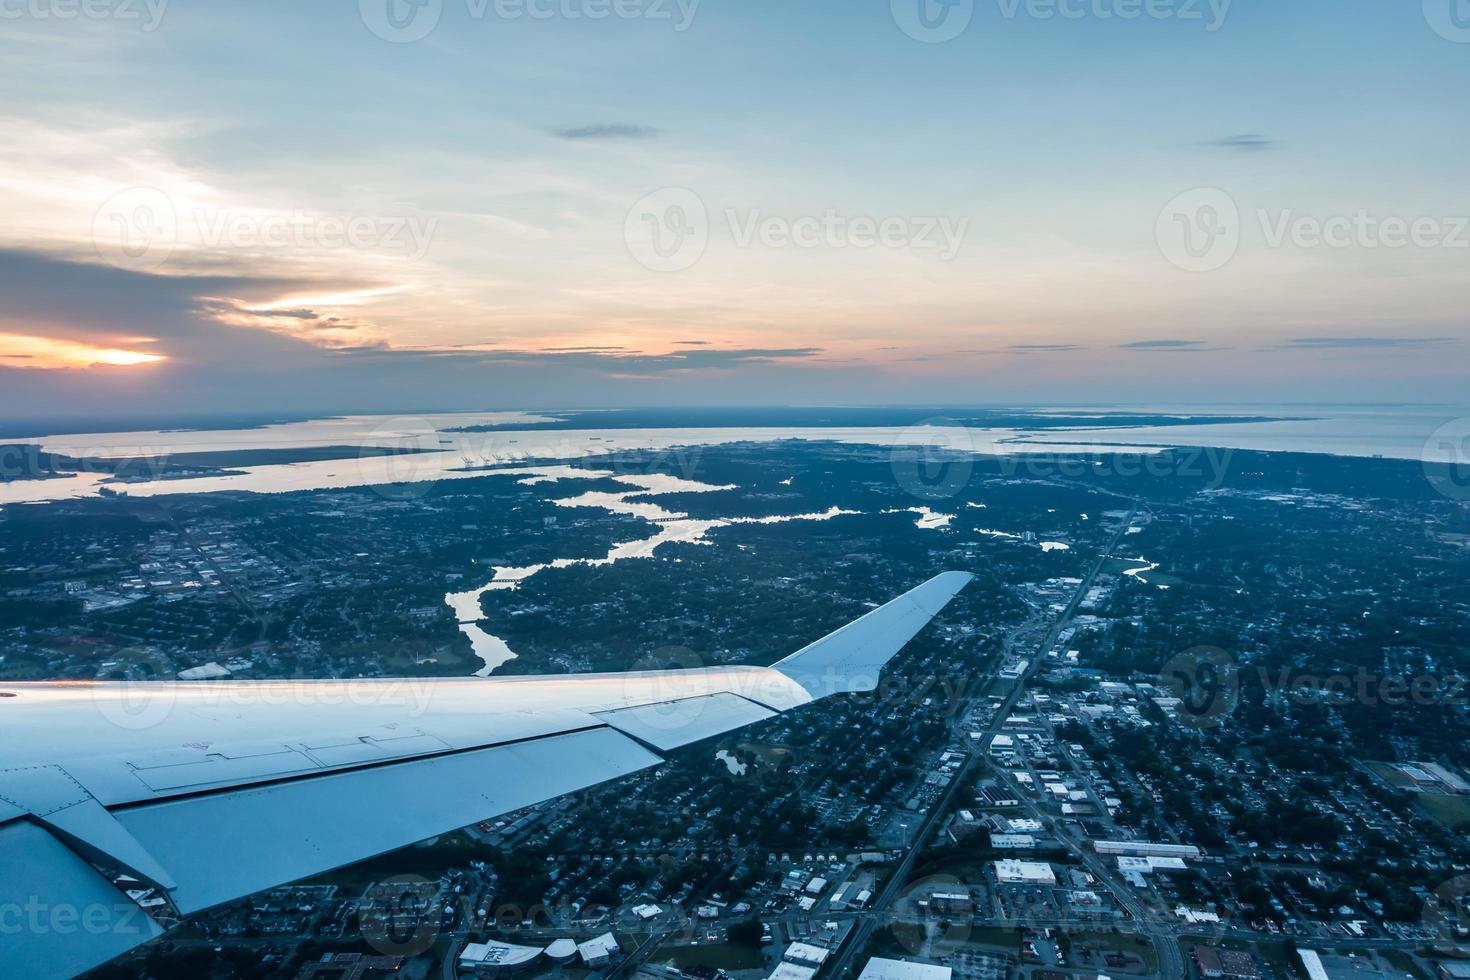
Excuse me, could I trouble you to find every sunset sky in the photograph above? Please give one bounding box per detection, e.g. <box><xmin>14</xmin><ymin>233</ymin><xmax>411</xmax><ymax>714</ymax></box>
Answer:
<box><xmin>2</xmin><ymin>0</ymin><xmax>1467</xmax><ymax>420</ymax></box>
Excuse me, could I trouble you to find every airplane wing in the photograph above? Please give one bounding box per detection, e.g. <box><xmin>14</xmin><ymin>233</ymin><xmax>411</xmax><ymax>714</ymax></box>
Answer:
<box><xmin>0</xmin><ymin>571</ymin><xmax>971</xmax><ymax>980</ymax></box>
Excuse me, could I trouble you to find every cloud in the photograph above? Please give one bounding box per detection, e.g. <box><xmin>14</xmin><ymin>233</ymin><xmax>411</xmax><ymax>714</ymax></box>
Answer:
<box><xmin>1274</xmin><ymin>336</ymin><xmax>1457</xmax><ymax>350</ymax></box>
<box><xmin>480</xmin><ymin>346</ymin><xmax>822</xmax><ymax>372</ymax></box>
<box><xmin>954</xmin><ymin>344</ymin><xmax>1086</xmax><ymax>355</ymax></box>
<box><xmin>1119</xmin><ymin>339</ymin><xmax>1217</xmax><ymax>351</ymax></box>
<box><xmin>553</xmin><ymin>123</ymin><xmax>660</xmax><ymax>141</ymax></box>
<box><xmin>1207</xmin><ymin>133</ymin><xmax>1277</xmax><ymax>152</ymax></box>
<box><xmin>0</xmin><ymin>249</ymin><xmax>842</xmax><ymax>420</ymax></box>
<box><xmin>539</xmin><ymin>346</ymin><xmax>636</xmax><ymax>353</ymax></box>
<box><xmin>675</xmin><ymin>340</ymin><xmax>712</xmax><ymax>346</ymax></box>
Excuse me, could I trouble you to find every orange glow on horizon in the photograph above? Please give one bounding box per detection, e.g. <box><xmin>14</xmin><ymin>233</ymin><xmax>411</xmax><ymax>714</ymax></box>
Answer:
<box><xmin>0</xmin><ymin>333</ymin><xmax>167</xmax><ymax>369</ymax></box>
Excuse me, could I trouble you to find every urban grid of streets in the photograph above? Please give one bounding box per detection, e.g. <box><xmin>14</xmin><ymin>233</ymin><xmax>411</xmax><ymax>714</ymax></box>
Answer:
<box><xmin>146</xmin><ymin>488</ymin><xmax>1449</xmax><ymax>979</ymax></box>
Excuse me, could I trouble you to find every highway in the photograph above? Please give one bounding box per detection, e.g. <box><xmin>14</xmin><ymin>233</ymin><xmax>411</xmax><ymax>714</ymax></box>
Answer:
<box><xmin>823</xmin><ymin>502</ymin><xmax>1141</xmax><ymax>979</ymax></box>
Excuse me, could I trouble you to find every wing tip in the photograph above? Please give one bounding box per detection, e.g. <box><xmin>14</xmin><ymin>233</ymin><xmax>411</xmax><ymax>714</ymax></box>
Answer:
<box><xmin>774</xmin><ymin>570</ymin><xmax>973</xmax><ymax>698</ymax></box>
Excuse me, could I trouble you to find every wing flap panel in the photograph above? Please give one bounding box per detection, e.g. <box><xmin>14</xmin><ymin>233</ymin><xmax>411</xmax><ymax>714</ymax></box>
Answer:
<box><xmin>593</xmin><ymin>693</ymin><xmax>776</xmax><ymax>752</ymax></box>
<box><xmin>115</xmin><ymin>728</ymin><xmax>663</xmax><ymax>914</ymax></box>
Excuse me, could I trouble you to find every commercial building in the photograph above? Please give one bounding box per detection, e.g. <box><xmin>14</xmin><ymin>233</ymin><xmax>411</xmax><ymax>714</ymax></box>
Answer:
<box><xmin>577</xmin><ymin>933</ymin><xmax>620</xmax><ymax>968</ymax></box>
<box><xmin>1093</xmin><ymin>840</ymin><xmax>1202</xmax><ymax>859</ymax></box>
<box><xmin>929</xmin><ymin>892</ymin><xmax>972</xmax><ymax>916</ymax></box>
<box><xmin>783</xmin><ymin>942</ymin><xmax>831</xmax><ymax>968</ymax></box>
<box><xmin>769</xmin><ymin>964</ymin><xmax>819</xmax><ymax>980</ymax></box>
<box><xmin>458</xmin><ymin>941</ymin><xmax>544</xmax><ymax>974</ymax></box>
<box><xmin>989</xmin><ymin>833</ymin><xmax>1037</xmax><ymax>849</ymax></box>
<box><xmin>856</xmin><ymin>958</ymin><xmax>953</xmax><ymax>980</ymax></box>
<box><xmin>544</xmin><ymin>939</ymin><xmax>577</xmax><ymax>964</ymax></box>
<box><xmin>994</xmin><ymin>860</ymin><xmax>1057</xmax><ymax>886</ymax></box>
<box><xmin>1297</xmin><ymin>950</ymin><xmax>1388</xmax><ymax>980</ymax></box>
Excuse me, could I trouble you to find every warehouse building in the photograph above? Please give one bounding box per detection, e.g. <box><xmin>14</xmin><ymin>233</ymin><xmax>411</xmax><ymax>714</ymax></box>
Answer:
<box><xmin>993</xmin><ymin>860</ymin><xmax>1057</xmax><ymax>886</ymax></box>
<box><xmin>1093</xmin><ymin>840</ymin><xmax>1202</xmax><ymax>859</ymax></box>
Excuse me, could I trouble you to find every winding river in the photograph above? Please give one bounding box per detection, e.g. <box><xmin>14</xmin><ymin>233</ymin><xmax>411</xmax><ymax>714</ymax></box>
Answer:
<box><xmin>443</xmin><ymin>467</ymin><xmax>858</xmax><ymax>675</ymax></box>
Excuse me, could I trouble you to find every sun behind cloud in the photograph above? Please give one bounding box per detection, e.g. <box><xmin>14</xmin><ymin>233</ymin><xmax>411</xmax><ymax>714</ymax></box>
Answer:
<box><xmin>0</xmin><ymin>333</ymin><xmax>167</xmax><ymax>369</ymax></box>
